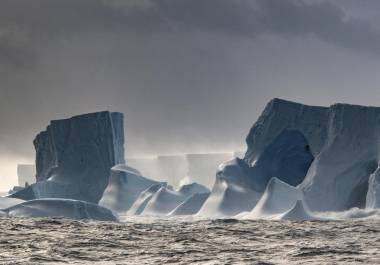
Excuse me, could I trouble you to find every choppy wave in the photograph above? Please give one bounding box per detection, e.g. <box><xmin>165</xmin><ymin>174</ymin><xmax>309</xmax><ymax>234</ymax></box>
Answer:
<box><xmin>1</xmin><ymin>217</ymin><xmax>380</xmax><ymax>264</ymax></box>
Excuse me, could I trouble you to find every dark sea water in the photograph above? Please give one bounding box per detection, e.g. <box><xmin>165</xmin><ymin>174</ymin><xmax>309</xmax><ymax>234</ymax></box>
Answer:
<box><xmin>1</xmin><ymin>217</ymin><xmax>380</xmax><ymax>265</ymax></box>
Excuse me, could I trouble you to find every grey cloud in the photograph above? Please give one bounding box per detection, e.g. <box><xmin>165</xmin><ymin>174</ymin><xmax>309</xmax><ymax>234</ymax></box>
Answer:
<box><xmin>0</xmin><ymin>0</ymin><xmax>380</xmax><ymax>69</ymax></box>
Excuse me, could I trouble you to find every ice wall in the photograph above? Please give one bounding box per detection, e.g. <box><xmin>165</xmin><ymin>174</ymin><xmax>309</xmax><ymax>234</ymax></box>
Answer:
<box><xmin>11</xmin><ymin>111</ymin><xmax>124</xmax><ymax>203</ymax></box>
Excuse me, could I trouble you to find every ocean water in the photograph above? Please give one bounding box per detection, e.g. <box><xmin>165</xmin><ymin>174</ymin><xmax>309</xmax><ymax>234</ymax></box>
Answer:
<box><xmin>1</xmin><ymin>217</ymin><xmax>380</xmax><ymax>264</ymax></box>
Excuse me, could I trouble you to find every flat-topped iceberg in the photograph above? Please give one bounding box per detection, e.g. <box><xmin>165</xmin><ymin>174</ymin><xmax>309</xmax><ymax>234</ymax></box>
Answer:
<box><xmin>10</xmin><ymin>111</ymin><xmax>124</xmax><ymax>203</ymax></box>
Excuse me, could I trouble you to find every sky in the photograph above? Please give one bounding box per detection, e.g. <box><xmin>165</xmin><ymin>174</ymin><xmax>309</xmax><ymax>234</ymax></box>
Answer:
<box><xmin>1</xmin><ymin>0</ymin><xmax>380</xmax><ymax>190</ymax></box>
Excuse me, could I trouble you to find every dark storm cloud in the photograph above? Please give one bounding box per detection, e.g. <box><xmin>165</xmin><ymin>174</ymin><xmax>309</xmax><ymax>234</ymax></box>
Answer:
<box><xmin>0</xmin><ymin>0</ymin><xmax>380</xmax><ymax>69</ymax></box>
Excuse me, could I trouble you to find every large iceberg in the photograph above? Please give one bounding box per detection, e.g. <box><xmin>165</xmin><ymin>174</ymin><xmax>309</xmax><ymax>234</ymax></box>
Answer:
<box><xmin>4</xmin><ymin>199</ymin><xmax>117</xmax><ymax>221</ymax></box>
<box><xmin>99</xmin><ymin>164</ymin><xmax>165</xmax><ymax>213</ymax></box>
<box><xmin>244</xmin><ymin>98</ymin><xmax>380</xmax><ymax>212</ymax></box>
<box><xmin>198</xmin><ymin>129</ymin><xmax>313</xmax><ymax>217</ymax></box>
<box><xmin>10</xmin><ymin>111</ymin><xmax>124</xmax><ymax>203</ymax></box>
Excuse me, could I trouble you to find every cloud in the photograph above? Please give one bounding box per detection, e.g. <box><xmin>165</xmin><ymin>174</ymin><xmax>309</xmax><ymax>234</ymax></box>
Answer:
<box><xmin>0</xmin><ymin>0</ymin><xmax>379</xmax><ymax>70</ymax></box>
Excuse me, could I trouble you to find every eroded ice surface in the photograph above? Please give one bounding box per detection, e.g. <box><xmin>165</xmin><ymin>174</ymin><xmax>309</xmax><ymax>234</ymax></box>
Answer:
<box><xmin>99</xmin><ymin>164</ymin><xmax>165</xmax><ymax>213</ymax></box>
<box><xmin>198</xmin><ymin>129</ymin><xmax>313</xmax><ymax>218</ymax></box>
<box><xmin>242</xmin><ymin>178</ymin><xmax>303</xmax><ymax>219</ymax></box>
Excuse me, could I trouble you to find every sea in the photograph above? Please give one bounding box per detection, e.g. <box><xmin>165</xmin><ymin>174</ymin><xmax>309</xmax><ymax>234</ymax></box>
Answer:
<box><xmin>1</xmin><ymin>216</ymin><xmax>379</xmax><ymax>264</ymax></box>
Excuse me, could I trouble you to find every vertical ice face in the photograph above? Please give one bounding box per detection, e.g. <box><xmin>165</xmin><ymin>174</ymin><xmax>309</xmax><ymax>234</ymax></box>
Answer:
<box><xmin>12</xmin><ymin>111</ymin><xmax>125</xmax><ymax>203</ymax></box>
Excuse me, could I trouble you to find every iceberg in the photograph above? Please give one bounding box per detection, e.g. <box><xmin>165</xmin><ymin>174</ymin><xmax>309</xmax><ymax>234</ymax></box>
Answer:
<box><xmin>4</xmin><ymin>199</ymin><xmax>117</xmax><ymax>221</ymax></box>
<box><xmin>10</xmin><ymin>111</ymin><xmax>124</xmax><ymax>203</ymax></box>
<box><xmin>99</xmin><ymin>164</ymin><xmax>165</xmax><ymax>213</ymax></box>
<box><xmin>244</xmin><ymin>98</ymin><xmax>380</xmax><ymax>212</ymax></box>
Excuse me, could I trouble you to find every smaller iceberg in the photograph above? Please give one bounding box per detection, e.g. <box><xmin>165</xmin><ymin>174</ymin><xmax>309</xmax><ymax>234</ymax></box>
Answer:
<box><xmin>0</xmin><ymin>197</ymin><xmax>24</xmax><ymax>210</ymax></box>
<box><xmin>4</xmin><ymin>199</ymin><xmax>117</xmax><ymax>221</ymax></box>
<box><xmin>99</xmin><ymin>164</ymin><xmax>165</xmax><ymax>213</ymax></box>
<box><xmin>138</xmin><ymin>182</ymin><xmax>209</xmax><ymax>216</ymax></box>
<box><xmin>127</xmin><ymin>184</ymin><xmax>167</xmax><ymax>215</ymax></box>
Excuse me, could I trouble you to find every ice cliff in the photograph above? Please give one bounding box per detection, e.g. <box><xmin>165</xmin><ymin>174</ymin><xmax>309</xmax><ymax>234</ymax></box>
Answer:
<box><xmin>10</xmin><ymin>111</ymin><xmax>124</xmax><ymax>203</ymax></box>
